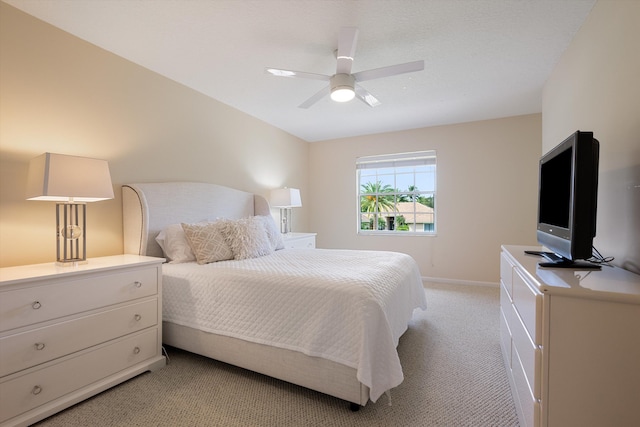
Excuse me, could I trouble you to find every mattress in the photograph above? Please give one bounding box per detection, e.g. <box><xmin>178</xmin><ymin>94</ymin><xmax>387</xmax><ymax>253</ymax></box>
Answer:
<box><xmin>161</xmin><ymin>248</ymin><xmax>427</xmax><ymax>402</ymax></box>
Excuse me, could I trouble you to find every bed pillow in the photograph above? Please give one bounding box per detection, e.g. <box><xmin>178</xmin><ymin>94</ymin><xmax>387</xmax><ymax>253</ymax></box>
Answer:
<box><xmin>258</xmin><ymin>215</ymin><xmax>285</xmax><ymax>251</ymax></box>
<box><xmin>155</xmin><ymin>223</ymin><xmax>196</xmax><ymax>263</ymax></box>
<box><xmin>181</xmin><ymin>221</ymin><xmax>234</xmax><ymax>265</ymax></box>
<box><xmin>221</xmin><ymin>217</ymin><xmax>274</xmax><ymax>260</ymax></box>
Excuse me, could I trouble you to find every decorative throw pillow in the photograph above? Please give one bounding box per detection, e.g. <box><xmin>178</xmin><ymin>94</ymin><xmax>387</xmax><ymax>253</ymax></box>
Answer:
<box><xmin>220</xmin><ymin>217</ymin><xmax>273</xmax><ymax>260</ymax></box>
<box><xmin>155</xmin><ymin>223</ymin><xmax>196</xmax><ymax>263</ymax></box>
<box><xmin>258</xmin><ymin>215</ymin><xmax>285</xmax><ymax>251</ymax></box>
<box><xmin>181</xmin><ymin>221</ymin><xmax>234</xmax><ymax>265</ymax></box>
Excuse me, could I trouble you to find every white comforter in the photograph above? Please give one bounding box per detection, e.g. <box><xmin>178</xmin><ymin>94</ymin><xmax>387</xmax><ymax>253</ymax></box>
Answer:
<box><xmin>161</xmin><ymin>248</ymin><xmax>427</xmax><ymax>402</ymax></box>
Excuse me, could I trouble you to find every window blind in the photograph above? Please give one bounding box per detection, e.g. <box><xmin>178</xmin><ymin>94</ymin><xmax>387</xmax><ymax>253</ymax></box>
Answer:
<box><xmin>356</xmin><ymin>151</ymin><xmax>436</xmax><ymax>170</ymax></box>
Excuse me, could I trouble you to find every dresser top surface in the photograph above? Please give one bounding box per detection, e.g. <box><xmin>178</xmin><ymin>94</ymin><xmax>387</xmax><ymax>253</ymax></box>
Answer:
<box><xmin>281</xmin><ymin>232</ymin><xmax>317</xmax><ymax>240</ymax></box>
<box><xmin>503</xmin><ymin>245</ymin><xmax>640</xmax><ymax>301</ymax></box>
<box><xmin>0</xmin><ymin>255</ymin><xmax>164</xmax><ymax>285</ymax></box>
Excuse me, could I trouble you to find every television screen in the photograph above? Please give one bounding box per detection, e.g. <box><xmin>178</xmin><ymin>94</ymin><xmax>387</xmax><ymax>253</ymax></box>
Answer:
<box><xmin>535</xmin><ymin>130</ymin><xmax>600</xmax><ymax>269</ymax></box>
<box><xmin>539</xmin><ymin>147</ymin><xmax>572</xmax><ymax>229</ymax></box>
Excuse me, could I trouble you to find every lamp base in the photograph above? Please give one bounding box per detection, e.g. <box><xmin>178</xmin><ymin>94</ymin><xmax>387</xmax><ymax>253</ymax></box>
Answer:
<box><xmin>56</xmin><ymin>202</ymin><xmax>87</xmax><ymax>265</ymax></box>
<box><xmin>279</xmin><ymin>208</ymin><xmax>292</xmax><ymax>234</ymax></box>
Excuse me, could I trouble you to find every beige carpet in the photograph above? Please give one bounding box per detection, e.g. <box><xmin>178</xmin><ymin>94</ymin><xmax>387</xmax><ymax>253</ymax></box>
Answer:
<box><xmin>34</xmin><ymin>283</ymin><xmax>519</xmax><ymax>426</ymax></box>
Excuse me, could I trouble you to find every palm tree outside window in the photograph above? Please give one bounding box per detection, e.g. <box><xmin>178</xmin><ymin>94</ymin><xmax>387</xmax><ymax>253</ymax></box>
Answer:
<box><xmin>356</xmin><ymin>151</ymin><xmax>436</xmax><ymax>235</ymax></box>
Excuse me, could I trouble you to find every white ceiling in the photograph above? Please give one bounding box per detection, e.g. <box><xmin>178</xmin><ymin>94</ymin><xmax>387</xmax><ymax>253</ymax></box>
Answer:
<box><xmin>5</xmin><ymin>0</ymin><xmax>596</xmax><ymax>142</ymax></box>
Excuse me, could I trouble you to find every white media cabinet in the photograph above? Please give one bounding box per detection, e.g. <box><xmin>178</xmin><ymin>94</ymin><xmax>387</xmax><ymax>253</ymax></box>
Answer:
<box><xmin>500</xmin><ymin>245</ymin><xmax>640</xmax><ymax>427</ymax></box>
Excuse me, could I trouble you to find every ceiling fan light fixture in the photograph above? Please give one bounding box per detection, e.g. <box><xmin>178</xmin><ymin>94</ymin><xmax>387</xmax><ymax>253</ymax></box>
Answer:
<box><xmin>330</xmin><ymin>74</ymin><xmax>356</xmax><ymax>103</ymax></box>
<box><xmin>267</xmin><ymin>28</ymin><xmax>424</xmax><ymax>109</ymax></box>
<box><xmin>331</xmin><ymin>87</ymin><xmax>355</xmax><ymax>102</ymax></box>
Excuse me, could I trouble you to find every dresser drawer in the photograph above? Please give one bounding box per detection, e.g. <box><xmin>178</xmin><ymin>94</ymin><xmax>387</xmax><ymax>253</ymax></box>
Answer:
<box><xmin>500</xmin><ymin>251</ymin><xmax>515</xmax><ymax>299</ymax></box>
<box><xmin>499</xmin><ymin>306</ymin><xmax>512</xmax><ymax>369</ymax></box>
<box><xmin>512</xmin><ymin>345</ymin><xmax>540</xmax><ymax>427</ymax></box>
<box><xmin>284</xmin><ymin>236</ymin><xmax>316</xmax><ymax>249</ymax></box>
<box><xmin>512</xmin><ymin>268</ymin><xmax>542</xmax><ymax>344</ymax></box>
<box><xmin>0</xmin><ymin>299</ymin><xmax>158</xmax><ymax>377</ymax></box>
<box><xmin>500</xmin><ymin>281</ymin><xmax>513</xmax><ymax>361</ymax></box>
<box><xmin>0</xmin><ymin>267</ymin><xmax>158</xmax><ymax>332</ymax></box>
<box><xmin>500</xmin><ymin>280</ymin><xmax>512</xmax><ymax>318</ymax></box>
<box><xmin>0</xmin><ymin>328</ymin><xmax>158</xmax><ymax>423</ymax></box>
<box><xmin>510</xmin><ymin>303</ymin><xmax>541</xmax><ymax>399</ymax></box>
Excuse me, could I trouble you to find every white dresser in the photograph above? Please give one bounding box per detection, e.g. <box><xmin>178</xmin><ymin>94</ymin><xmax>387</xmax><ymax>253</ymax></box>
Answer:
<box><xmin>500</xmin><ymin>245</ymin><xmax>640</xmax><ymax>427</ymax></box>
<box><xmin>282</xmin><ymin>232</ymin><xmax>316</xmax><ymax>249</ymax></box>
<box><xmin>0</xmin><ymin>255</ymin><xmax>166</xmax><ymax>427</ymax></box>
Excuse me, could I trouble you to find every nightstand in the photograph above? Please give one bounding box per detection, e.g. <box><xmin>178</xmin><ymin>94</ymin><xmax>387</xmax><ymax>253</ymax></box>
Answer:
<box><xmin>0</xmin><ymin>255</ymin><xmax>166</xmax><ymax>427</ymax></box>
<box><xmin>281</xmin><ymin>232</ymin><xmax>317</xmax><ymax>249</ymax></box>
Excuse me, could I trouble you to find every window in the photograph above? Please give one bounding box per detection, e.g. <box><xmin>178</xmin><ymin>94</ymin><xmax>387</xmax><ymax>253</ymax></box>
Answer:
<box><xmin>357</xmin><ymin>151</ymin><xmax>436</xmax><ymax>235</ymax></box>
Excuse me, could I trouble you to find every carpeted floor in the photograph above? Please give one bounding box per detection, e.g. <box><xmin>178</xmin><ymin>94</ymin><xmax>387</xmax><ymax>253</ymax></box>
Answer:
<box><xmin>33</xmin><ymin>283</ymin><xmax>519</xmax><ymax>426</ymax></box>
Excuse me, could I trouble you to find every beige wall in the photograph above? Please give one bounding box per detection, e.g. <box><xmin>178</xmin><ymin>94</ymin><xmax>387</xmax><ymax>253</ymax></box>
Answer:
<box><xmin>309</xmin><ymin>114</ymin><xmax>541</xmax><ymax>284</ymax></box>
<box><xmin>542</xmin><ymin>0</ymin><xmax>640</xmax><ymax>274</ymax></box>
<box><xmin>0</xmin><ymin>4</ymin><xmax>309</xmax><ymax>267</ymax></box>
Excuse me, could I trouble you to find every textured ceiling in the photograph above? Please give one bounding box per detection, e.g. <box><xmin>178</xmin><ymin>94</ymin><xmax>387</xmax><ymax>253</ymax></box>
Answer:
<box><xmin>4</xmin><ymin>0</ymin><xmax>596</xmax><ymax>142</ymax></box>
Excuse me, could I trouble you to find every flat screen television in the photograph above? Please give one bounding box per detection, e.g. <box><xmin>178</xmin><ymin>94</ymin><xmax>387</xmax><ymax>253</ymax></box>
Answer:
<box><xmin>533</xmin><ymin>130</ymin><xmax>600</xmax><ymax>269</ymax></box>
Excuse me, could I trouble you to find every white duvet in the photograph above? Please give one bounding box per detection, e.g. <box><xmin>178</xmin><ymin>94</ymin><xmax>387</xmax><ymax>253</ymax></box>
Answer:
<box><xmin>161</xmin><ymin>248</ymin><xmax>427</xmax><ymax>402</ymax></box>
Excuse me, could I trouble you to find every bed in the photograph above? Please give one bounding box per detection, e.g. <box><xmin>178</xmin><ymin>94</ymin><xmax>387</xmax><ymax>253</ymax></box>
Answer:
<box><xmin>122</xmin><ymin>182</ymin><xmax>427</xmax><ymax>409</ymax></box>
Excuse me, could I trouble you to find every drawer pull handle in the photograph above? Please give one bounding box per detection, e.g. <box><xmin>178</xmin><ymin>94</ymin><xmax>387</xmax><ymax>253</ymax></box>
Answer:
<box><xmin>32</xmin><ymin>301</ymin><xmax>42</xmax><ymax>310</ymax></box>
<box><xmin>133</xmin><ymin>346</ymin><xmax>141</xmax><ymax>354</ymax></box>
<box><xmin>32</xmin><ymin>385</ymin><xmax>43</xmax><ymax>395</ymax></box>
<box><xmin>34</xmin><ymin>343</ymin><xmax>46</xmax><ymax>351</ymax></box>
<box><xmin>134</xmin><ymin>314</ymin><xmax>142</xmax><ymax>321</ymax></box>
<box><xmin>134</xmin><ymin>281</ymin><xmax>142</xmax><ymax>288</ymax></box>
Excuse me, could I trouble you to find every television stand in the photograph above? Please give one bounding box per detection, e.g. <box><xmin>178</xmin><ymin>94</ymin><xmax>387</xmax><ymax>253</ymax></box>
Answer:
<box><xmin>524</xmin><ymin>250</ymin><xmax>601</xmax><ymax>270</ymax></box>
<box><xmin>501</xmin><ymin>245</ymin><xmax>640</xmax><ymax>427</ymax></box>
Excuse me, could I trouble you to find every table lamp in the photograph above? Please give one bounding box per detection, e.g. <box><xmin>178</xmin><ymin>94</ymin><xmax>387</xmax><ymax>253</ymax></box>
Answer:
<box><xmin>26</xmin><ymin>152</ymin><xmax>114</xmax><ymax>266</ymax></box>
<box><xmin>270</xmin><ymin>188</ymin><xmax>302</xmax><ymax>234</ymax></box>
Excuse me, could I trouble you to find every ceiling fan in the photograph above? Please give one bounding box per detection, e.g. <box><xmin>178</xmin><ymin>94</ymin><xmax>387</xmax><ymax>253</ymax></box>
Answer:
<box><xmin>265</xmin><ymin>27</ymin><xmax>424</xmax><ymax>109</ymax></box>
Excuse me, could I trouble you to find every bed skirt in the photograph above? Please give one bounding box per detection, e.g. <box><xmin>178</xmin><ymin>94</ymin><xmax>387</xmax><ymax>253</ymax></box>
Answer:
<box><xmin>163</xmin><ymin>321</ymin><xmax>370</xmax><ymax>406</ymax></box>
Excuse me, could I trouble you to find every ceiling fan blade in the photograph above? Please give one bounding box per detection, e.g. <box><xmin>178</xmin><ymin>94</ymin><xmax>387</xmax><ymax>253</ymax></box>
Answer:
<box><xmin>336</xmin><ymin>27</ymin><xmax>358</xmax><ymax>74</ymax></box>
<box><xmin>354</xmin><ymin>84</ymin><xmax>381</xmax><ymax>108</ymax></box>
<box><xmin>298</xmin><ymin>85</ymin><xmax>331</xmax><ymax>109</ymax></box>
<box><xmin>353</xmin><ymin>60</ymin><xmax>424</xmax><ymax>82</ymax></box>
<box><xmin>265</xmin><ymin>68</ymin><xmax>330</xmax><ymax>81</ymax></box>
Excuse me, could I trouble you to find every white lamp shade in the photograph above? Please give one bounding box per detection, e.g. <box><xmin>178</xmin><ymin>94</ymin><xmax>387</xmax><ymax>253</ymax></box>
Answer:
<box><xmin>26</xmin><ymin>152</ymin><xmax>114</xmax><ymax>202</ymax></box>
<box><xmin>270</xmin><ymin>188</ymin><xmax>302</xmax><ymax>208</ymax></box>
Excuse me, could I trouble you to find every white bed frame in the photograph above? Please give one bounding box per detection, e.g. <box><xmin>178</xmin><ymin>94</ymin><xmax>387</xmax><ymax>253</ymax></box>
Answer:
<box><xmin>122</xmin><ymin>182</ymin><xmax>370</xmax><ymax>408</ymax></box>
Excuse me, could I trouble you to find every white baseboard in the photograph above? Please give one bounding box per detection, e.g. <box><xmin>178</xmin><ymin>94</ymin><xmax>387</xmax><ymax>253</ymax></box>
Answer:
<box><xmin>422</xmin><ymin>276</ymin><xmax>499</xmax><ymax>288</ymax></box>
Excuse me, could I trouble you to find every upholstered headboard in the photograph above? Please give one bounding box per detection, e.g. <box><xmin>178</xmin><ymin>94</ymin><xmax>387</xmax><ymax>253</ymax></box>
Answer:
<box><xmin>122</xmin><ymin>182</ymin><xmax>270</xmax><ymax>257</ymax></box>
